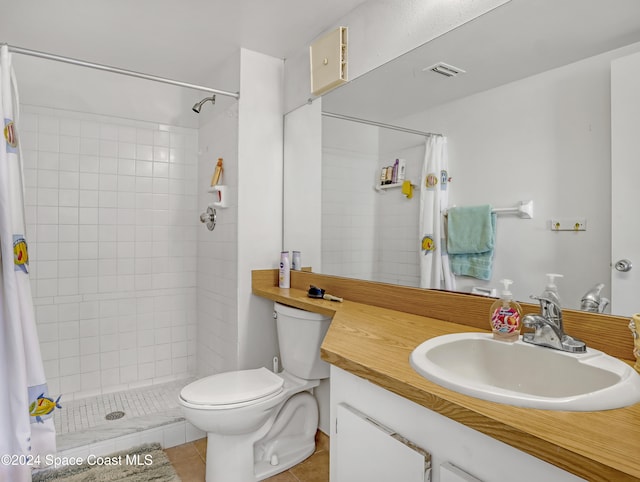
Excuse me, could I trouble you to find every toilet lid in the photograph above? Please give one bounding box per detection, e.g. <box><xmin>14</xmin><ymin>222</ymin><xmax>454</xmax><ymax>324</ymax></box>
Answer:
<box><xmin>180</xmin><ymin>367</ymin><xmax>284</xmax><ymax>406</ymax></box>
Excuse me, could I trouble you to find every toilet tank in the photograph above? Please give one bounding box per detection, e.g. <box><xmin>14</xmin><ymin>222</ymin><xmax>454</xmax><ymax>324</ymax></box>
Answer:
<box><xmin>274</xmin><ymin>302</ymin><xmax>332</xmax><ymax>380</ymax></box>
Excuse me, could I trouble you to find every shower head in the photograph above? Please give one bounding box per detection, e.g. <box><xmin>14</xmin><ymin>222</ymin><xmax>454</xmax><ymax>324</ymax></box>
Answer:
<box><xmin>192</xmin><ymin>95</ymin><xmax>216</xmax><ymax>113</ymax></box>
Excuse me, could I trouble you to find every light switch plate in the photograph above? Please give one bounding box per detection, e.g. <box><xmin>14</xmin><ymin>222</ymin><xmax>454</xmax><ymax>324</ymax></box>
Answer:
<box><xmin>310</xmin><ymin>27</ymin><xmax>347</xmax><ymax>96</ymax></box>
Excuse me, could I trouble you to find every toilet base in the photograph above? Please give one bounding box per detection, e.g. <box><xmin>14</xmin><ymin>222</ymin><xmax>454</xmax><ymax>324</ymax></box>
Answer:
<box><xmin>254</xmin><ymin>391</ymin><xmax>318</xmax><ymax>480</ymax></box>
<box><xmin>203</xmin><ymin>391</ymin><xmax>319</xmax><ymax>482</ymax></box>
<box><xmin>254</xmin><ymin>443</ymin><xmax>315</xmax><ymax>481</ymax></box>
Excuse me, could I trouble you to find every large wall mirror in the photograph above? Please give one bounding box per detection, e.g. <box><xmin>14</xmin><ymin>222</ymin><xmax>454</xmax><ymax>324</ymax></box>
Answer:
<box><xmin>284</xmin><ymin>0</ymin><xmax>640</xmax><ymax>317</ymax></box>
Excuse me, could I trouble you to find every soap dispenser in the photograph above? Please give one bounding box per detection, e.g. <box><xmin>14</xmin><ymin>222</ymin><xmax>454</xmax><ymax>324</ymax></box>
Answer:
<box><xmin>540</xmin><ymin>273</ymin><xmax>563</xmax><ymax>320</ymax></box>
<box><xmin>489</xmin><ymin>279</ymin><xmax>523</xmax><ymax>342</ymax></box>
<box><xmin>542</xmin><ymin>273</ymin><xmax>563</xmax><ymax>305</ymax></box>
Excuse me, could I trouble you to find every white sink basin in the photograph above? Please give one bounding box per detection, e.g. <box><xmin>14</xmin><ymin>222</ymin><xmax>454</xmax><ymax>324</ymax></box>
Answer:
<box><xmin>410</xmin><ymin>332</ymin><xmax>640</xmax><ymax>411</ymax></box>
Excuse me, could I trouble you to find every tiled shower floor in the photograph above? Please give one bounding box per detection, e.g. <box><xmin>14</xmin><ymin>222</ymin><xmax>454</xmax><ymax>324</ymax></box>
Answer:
<box><xmin>55</xmin><ymin>378</ymin><xmax>195</xmax><ymax>452</ymax></box>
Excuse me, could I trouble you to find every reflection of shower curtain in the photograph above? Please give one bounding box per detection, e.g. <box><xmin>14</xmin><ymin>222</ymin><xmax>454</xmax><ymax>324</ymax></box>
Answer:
<box><xmin>419</xmin><ymin>135</ymin><xmax>454</xmax><ymax>290</ymax></box>
<box><xmin>0</xmin><ymin>45</ymin><xmax>56</xmax><ymax>481</ymax></box>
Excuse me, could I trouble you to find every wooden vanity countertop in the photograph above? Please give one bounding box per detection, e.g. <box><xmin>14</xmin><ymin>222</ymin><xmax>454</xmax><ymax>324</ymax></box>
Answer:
<box><xmin>253</xmin><ymin>271</ymin><xmax>640</xmax><ymax>482</ymax></box>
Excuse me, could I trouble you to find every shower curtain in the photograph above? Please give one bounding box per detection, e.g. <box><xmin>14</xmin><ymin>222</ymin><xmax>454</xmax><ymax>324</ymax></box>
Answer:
<box><xmin>419</xmin><ymin>135</ymin><xmax>454</xmax><ymax>290</ymax></box>
<box><xmin>0</xmin><ymin>45</ymin><xmax>56</xmax><ymax>481</ymax></box>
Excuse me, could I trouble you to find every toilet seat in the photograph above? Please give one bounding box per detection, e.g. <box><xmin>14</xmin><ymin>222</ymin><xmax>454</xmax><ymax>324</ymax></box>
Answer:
<box><xmin>180</xmin><ymin>367</ymin><xmax>284</xmax><ymax>409</ymax></box>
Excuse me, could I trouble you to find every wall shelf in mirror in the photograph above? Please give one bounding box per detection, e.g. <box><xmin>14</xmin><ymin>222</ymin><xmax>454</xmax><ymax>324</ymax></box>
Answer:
<box><xmin>375</xmin><ymin>182</ymin><xmax>413</xmax><ymax>191</ymax></box>
<box><xmin>375</xmin><ymin>181</ymin><xmax>416</xmax><ymax>198</ymax></box>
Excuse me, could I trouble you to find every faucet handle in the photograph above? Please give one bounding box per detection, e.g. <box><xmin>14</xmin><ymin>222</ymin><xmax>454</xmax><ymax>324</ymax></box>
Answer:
<box><xmin>530</xmin><ymin>295</ymin><xmax>555</xmax><ymax>308</ymax></box>
<box><xmin>529</xmin><ymin>295</ymin><xmax>562</xmax><ymax>321</ymax></box>
<box><xmin>530</xmin><ymin>294</ymin><xmax>551</xmax><ymax>302</ymax></box>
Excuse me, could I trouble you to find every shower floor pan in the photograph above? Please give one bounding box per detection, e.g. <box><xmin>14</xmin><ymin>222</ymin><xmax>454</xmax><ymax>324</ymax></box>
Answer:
<box><xmin>54</xmin><ymin>377</ymin><xmax>195</xmax><ymax>452</ymax></box>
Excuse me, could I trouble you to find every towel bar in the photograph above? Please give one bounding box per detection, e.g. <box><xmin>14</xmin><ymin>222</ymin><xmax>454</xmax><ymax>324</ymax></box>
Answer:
<box><xmin>445</xmin><ymin>200</ymin><xmax>533</xmax><ymax>219</ymax></box>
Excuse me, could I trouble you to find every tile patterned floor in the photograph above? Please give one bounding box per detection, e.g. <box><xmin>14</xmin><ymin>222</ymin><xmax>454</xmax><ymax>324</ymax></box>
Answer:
<box><xmin>165</xmin><ymin>431</ymin><xmax>329</xmax><ymax>482</ymax></box>
<box><xmin>55</xmin><ymin>378</ymin><xmax>193</xmax><ymax>435</ymax></box>
<box><xmin>55</xmin><ymin>378</ymin><xmax>196</xmax><ymax>452</ymax></box>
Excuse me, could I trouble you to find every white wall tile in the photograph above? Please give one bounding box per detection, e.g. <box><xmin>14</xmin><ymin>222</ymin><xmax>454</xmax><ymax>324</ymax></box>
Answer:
<box><xmin>59</xmin><ymin>153</ymin><xmax>79</xmax><ymax>172</ymax></box>
<box><xmin>80</xmin><ymin>336</ymin><xmax>100</xmax><ymax>356</ymax></box>
<box><xmin>80</xmin><ymin>138</ymin><xmax>99</xmax><ymax>156</ymax></box>
<box><xmin>60</xmin><ymin>119</ymin><xmax>81</xmax><ymax>136</ymax></box>
<box><xmin>60</xmin><ymin>136</ymin><xmax>80</xmax><ymax>154</ymax></box>
<box><xmin>39</xmin><ymin>133</ymin><xmax>60</xmax><ymax>152</ymax></box>
<box><xmin>38</xmin><ymin>152</ymin><xmax>59</xmax><ymax>170</ymax></box>
<box><xmin>136</xmin><ymin>145</ymin><xmax>153</xmax><ymax>161</ymax></box>
<box><xmin>80</xmin><ymin>155</ymin><xmax>99</xmax><ymax>173</ymax></box>
<box><xmin>28</xmin><ymin>107</ymin><xmax>198</xmax><ymax>398</ymax></box>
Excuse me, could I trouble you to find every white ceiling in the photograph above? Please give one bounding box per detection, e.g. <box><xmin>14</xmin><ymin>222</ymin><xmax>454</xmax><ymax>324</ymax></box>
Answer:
<box><xmin>323</xmin><ymin>0</ymin><xmax>640</xmax><ymax>123</ymax></box>
<box><xmin>0</xmin><ymin>0</ymin><xmax>369</xmax><ymax>86</ymax></box>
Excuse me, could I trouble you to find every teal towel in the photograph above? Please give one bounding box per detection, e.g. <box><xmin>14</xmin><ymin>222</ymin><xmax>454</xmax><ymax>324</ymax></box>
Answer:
<box><xmin>448</xmin><ymin>211</ymin><xmax>496</xmax><ymax>281</ymax></box>
<box><xmin>446</xmin><ymin>205</ymin><xmax>494</xmax><ymax>254</ymax></box>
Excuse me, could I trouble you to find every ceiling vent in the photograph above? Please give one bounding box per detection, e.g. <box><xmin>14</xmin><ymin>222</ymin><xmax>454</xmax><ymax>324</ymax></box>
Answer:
<box><xmin>422</xmin><ymin>62</ymin><xmax>466</xmax><ymax>78</ymax></box>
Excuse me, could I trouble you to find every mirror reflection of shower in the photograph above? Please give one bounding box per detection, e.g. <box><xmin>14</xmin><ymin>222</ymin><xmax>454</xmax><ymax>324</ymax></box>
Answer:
<box><xmin>192</xmin><ymin>94</ymin><xmax>216</xmax><ymax>113</ymax></box>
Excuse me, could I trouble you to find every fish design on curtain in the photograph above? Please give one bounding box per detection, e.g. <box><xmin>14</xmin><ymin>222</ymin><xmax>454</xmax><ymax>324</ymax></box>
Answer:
<box><xmin>0</xmin><ymin>44</ymin><xmax>57</xmax><ymax>481</ymax></box>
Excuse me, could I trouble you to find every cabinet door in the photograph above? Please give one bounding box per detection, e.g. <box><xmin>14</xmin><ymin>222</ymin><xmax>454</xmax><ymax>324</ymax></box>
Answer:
<box><xmin>441</xmin><ymin>462</ymin><xmax>483</xmax><ymax>482</ymax></box>
<box><xmin>335</xmin><ymin>403</ymin><xmax>431</xmax><ymax>482</ymax></box>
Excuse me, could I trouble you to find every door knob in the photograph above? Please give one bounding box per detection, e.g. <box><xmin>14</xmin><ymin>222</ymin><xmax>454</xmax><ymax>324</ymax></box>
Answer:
<box><xmin>615</xmin><ymin>259</ymin><xmax>633</xmax><ymax>272</ymax></box>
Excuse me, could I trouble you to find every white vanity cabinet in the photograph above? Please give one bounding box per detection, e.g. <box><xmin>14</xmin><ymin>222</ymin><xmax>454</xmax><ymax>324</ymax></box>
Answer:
<box><xmin>335</xmin><ymin>403</ymin><xmax>431</xmax><ymax>482</ymax></box>
<box><xmin>329</xmin><ymin>366</ymin><xmax>586</xmax><ymax>482</ymax></box>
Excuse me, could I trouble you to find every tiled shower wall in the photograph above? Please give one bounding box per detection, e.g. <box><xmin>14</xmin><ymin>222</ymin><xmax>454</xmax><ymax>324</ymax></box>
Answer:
<box><xmin>321</xmin><ymin>117</ymin><xmax>423</xmax><ymax>286</ymax></box>
<box><xmin>321</xmin><ymin>147</ymin><xmax>377</xmax><ymax>280</ymax></box>
<box><xmin>196</xmin><ymin>98</ymin><xmax>239</xmax><ymax>376</ymax></box>
<box><xmin>20</xmin><ymin>105</ymin><xmax>198</xmax><ymax>400</ymax></box>
<box><xmin>375</xmin><ymin>142</ymin><xmax>423</xmax><ymax>287</ymax></box>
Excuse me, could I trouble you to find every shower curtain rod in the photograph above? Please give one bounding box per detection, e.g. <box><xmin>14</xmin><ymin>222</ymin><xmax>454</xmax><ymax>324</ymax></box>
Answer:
<box><xmin>3</xmin><ymin>43</ymin><xmax>240</xmax><ymax>100</ymax></box>
<box><xmin>322</xmin><ymin>111</ymin><xmax>440</xmax><ymax>137</ymax></box>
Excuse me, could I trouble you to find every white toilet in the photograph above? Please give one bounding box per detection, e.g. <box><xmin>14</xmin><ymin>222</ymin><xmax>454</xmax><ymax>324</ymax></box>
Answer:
<box><xmin>178</xmin><ymin>302</ymin><xmax>332</xmax><ymax>482</ymax></box>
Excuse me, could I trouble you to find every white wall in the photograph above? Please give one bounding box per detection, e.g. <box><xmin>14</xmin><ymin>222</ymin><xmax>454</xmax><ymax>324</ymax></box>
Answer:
<box><xmin>196</xmin><ymin>52</ymin><xmax>241</xmax><ymax>376</ymax></box>
<box><xmin>16</xmin><ymin>56</ymin><xmax>199</xmax><ymax>399</ymax></box>
<box><xmin>396</xmin><ymin>43</ymin><xmax>640</xmax><ymax>308</ymax></box>
<box><xmin>284</xmin><ymin>0</ymin><xmax>511</xmax><ymax>113</ymax></box>
<box><xmin>14</xmin><ymin>55</ymin><xmax>201</xmax><ymax>129</ymax></box>
<box><xmin>195</xmin><ymin>47</ymin><xmax>285</xmax><ymax>376</ymax></box>
<box><xmin>283</xmin><ymin>100</ymin><xmax>322</xmax><ymax>271</ymax></box>
<box><xmin>236</xmin><ymin>49</ymin><xmax>283</xmax><ymax>370</ymax></box>
<box><xmin>318</xmin><ymin>41</ymin><xmax>640</xmax><ymax>310</ymax></box>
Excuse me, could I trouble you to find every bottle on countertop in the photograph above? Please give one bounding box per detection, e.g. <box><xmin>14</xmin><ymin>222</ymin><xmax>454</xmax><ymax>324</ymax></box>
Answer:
<box><xmin>292</xmin><ymin>251</ymin><xmax>301</xmax><ymax>271</ymax></box>
<box><xmin>279</xmin><ymin>251</ymin><xmax>290</xmax><ymax>288</ymax></box>
<box><xmin>489</xmin><ymin>279</ymin><xmax>522</xmax><ymax>342</ymax></box>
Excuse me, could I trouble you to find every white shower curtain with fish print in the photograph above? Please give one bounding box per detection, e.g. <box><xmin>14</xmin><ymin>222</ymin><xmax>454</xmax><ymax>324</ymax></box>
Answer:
<box><xmin>0</xmin><ymin>45</ymin><xmax>56</xmax><ymax>481</ymax></box>
<box><xmin>419</xmin><ymin>135</ymin><xmax>454</xmax><ymax>290</ymax></box>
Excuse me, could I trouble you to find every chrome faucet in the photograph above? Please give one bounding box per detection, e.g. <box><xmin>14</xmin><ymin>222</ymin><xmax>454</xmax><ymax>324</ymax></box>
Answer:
<box><xmin>522</xmin><ymin>295</ymin><xmax>586</xmax><ymax>353</ymax></box>
<box><xmin>580</xmin><ymin>283</ymin><xmax>610</xmax><ymax>313</ymax></box>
